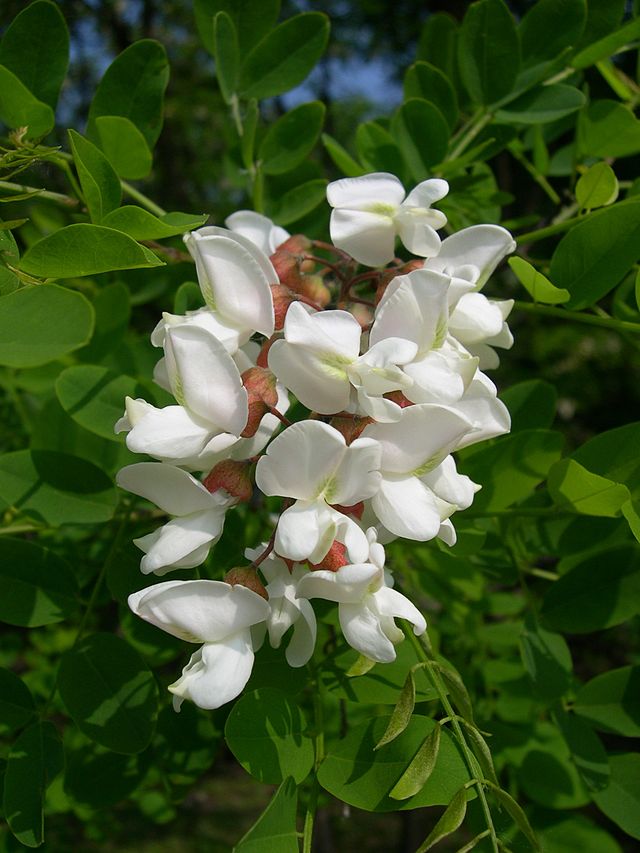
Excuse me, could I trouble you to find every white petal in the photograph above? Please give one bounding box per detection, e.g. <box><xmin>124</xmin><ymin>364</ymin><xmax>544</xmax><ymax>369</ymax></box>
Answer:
<box><xmin>285</xmin><ymin>599</ymin><xmax>317</xmax><ymax>667</ymax></box>
<box><xmin>328</xmin><ymin>436</ymin><xmax>381</xmax><ymax>505</ymax></box>
<box><xmin>116</xmin><ymin>462</ymin><xmax>213</xmax><ymax>516</ymax></box>
<box><xmin>296</xmin><ymin>563</ymin><xmax>380</xmax><ymax>604</ymax></box>
<box><xmin>129</xmin><ymin>579</ymin><xmax>269</xmax><ymax>643</ymax></box>
<box><xmin>364</xmin><ymin>404</ymin><xmax>472</xmax><ymax>474</ymax></box>
<box><xmin>371</xmin><ymin>476</ymin><xmax>442</xmax><ymax>540</ymax></box>
<box><xmin>268</xmin><ymin>339</ymin><xmax>352</xmax><ymax>414</ymax></box>
<box><xmin>449</xmin><ymin>375</ymin><xmax>511</xmax><ymax>449</ymax></box>
<box><xmin>424</xmin><ymin>224</ymin><xmax>515</xmax><ymax>289</ymax></box>
<box><xmin>404</xmin><ymin>350</ymin><xmax>473</xmax><ymax>405</ymax></box>
<box><xmin>437</xmin><ymin>518</ymin><xmax>457</xmax><ymax>546</ymax></box>
<box><xmin>327</xmin><ymin>173</ymin><xmax>406</xmax><ymax>209</ymax></box>
<box><xmin>135</xmin><ymin>509</ymin><xmax>226</xmax><ymax>575</ymax></box>
<box><xmin>226</xmin><ymin>210</ymin><xmax>290</xmax><ymax>255</ymax></box>
<box><xmin>124</xmin><ymin>403</ymin><xmax>214</xmax><ymax>462</ymax></box>
<box><xmin>274</xmin><ymin>500</ymin><xmax>332</xmax><ymax>562</ymax></box>
<box><xmin>449</xmin><ymin>293</ymin><xmax>506</xmax><ymax>345</ymax></box>
<box><xmin>403</xmin><ymin>178</ymin><xmax>449</xmax><ymax>208</ymax></box>
<box><xmin>152</xmin><ymin>308</ymin><xmax>242</xmax><ymax>354</ymax></box>
<box><xmin>339</xmin><ymin>601</ymin><xmax>396</xmax><ymax>663</ymax></box>
<box><xmin>283</xmin><ymin>301</ymin><xmax>362</xmax><ymax>360</ymax></box>
<box><xmin>165</xmin><ymin>325</ymin><xmax>248</xmax><ymax>435</ymax></box>
<box><xmin>169</xmin><ymin>632</ymin><xmax>255</xmax><ymax>710</ymax></box>
<box><xmin>395</xmin><ymin>211</ymin><xmax>443</xmax><ymax>258</ymax></box>
<box><xmin>374</xmin><ymin>587</ymin><xmax>426</xmax><ymax>635</ymax></box>
<box><xmin>255</xmin><ymin>420</ymin><xmax>348</xmax><ymax>502</ymax></box>
<box><xmin>330</xmin><ymin>209</ymin><xmax>397</xmax><ymax>266</ymax></box>
<box><xmin>421</xmin><ymin>456</ymin><xmax>479</xmax><ymax>510</ymax></box>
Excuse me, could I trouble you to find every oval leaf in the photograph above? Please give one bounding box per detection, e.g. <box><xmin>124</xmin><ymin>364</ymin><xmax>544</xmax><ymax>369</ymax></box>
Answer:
<box><xmin>391</xmin><ymin>99</ymin><xmax>450</xmax><ymax>178</ymax></box>
<box><xmin>417</xmin><ymin>787</ymin><xmax>468</xmax><ymax>852</ymax></box>
<box><xmin>458</xmin><ymin>0</ymin><xmax>520</xmax><ymax>105</ymax></box>
<box><xmin>0</xmin><ymin>668</ymin><xmax>36</xmax><ymax>735</ymax></box>
<box><xmin>592</xmin><ymin>753</ymin><xmax>640</xmax><ymax>840</ymax></box>
<box><xmin>0</xmin><ymin>65</ymin><xmax>54</xmax><ymax>139</ymax></box>
<box><xmin>403</xmin><ymin>61</ymin><xmax>458</xmax><ymax>130</ymax></box>
<box><xmin>95</xmin><ymin>116</ymin><xmax>153</xmax><ymax>180</ymax></box>
<box><xmin>101</xmin><ymin>206</ymin><xmax>208</xmax><ymax>240</ymax></box>
<box><xmin>509</xmin><ymin>257</ymin><xmax>570</xmax><ymax>304</ymax></box>
<box><xmin>496</xmin><ymin>84</ymin><xmax>585</xmax><ymax>125</ymax></box>
<box><xmin>389</xmin><ymin>725</ymin><xmax>441</xmax><ymax>800</ymax></box>
<box><xmin>576</xmin><ymin>162</ymin><xmax>619</xmax><ymax>211</ymax></box>
<box><xmin>57</xmin><ymin>632</ymin><xmax>158</xmax><ymax>754</ymax></box>
<box><xmin>260</xmin><ymin>102</ymin><xmax>325</xmax><ymax>176</ymax></box>
<box><xmin>68</xmin><ymin>129</ymin><xmax>121</xmax><ymax>223</ymax></box>
<box><xmin>0</xmin><ymin>284</ymin><xmax>94</xmax><ymax>368</ymax></box>
<box><xmin>574</xmin><ymin>666</ymin><xmax>640</xmax><ymax>737</ymax></box>
<box><xmin>18</xmin><ymin>223</ymin><xmax>164</xmax><ymax>278</ymax></box>
<box><xmin>234</xmin><ymin>777</ymin><xmax>298</xmax><ymax>853</ymax></box>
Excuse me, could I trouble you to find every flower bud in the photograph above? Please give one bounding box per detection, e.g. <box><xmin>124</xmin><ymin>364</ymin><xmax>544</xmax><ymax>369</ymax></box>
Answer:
<box><xmin>241</xmin><ymin>367</ymin><xmax>279</xmax><ymax>438</ymax></box>
<box><xmin>297</xmin><ymin>274</ymin><xmax>331</xmax><ymax>307</ymax></box>
<box><xmin>224</xmin><ymin>566</ymin><xmax>268</xmax><ymax>600</ymax></box>
<box><xmin>308</xmin><ymin>540</ymin><xmax>349</xmax><ymax>572</ymax></box>
<box><xmin>203</xmin><ymin>459</ymin><xmax>253</xmax><ymax>503</ymax></box>
<box><xmin>270</xmin><ymin>284</ymin><xmax>298</xmax><ymax>331</ymax></box>
<box><xmin>375</xmin><ymin>260</ymin><xmax>423</xmax><ymax>304</ymax></box>
<box><xmin>383</xmin><ymin>390</ymin><xmax>413</xmax><ymax>409</ymax></box>
<box><xmin>330</xmin><ymin>415</ymin><xmax>374</xmax><ymax>445</ymax></box>
<box><xmin>331</xmin><ymin>501</ymin><xmax>364</xmax><ymax>520</ymax></box>
<box><xmin>257</xmin><ymin>336</ymin><xmax>277</xmax><ymax>369</ymax></box>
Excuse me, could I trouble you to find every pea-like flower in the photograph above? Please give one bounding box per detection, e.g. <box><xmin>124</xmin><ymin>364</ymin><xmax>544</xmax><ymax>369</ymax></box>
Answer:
<box><xmin>327</xmin><ymin>172</ymin><xmax>448</xmax><ymax>266</ymax></box>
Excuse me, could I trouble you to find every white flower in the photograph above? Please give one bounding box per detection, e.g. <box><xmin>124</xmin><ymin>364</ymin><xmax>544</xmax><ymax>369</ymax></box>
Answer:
<box><xmin>370</xmin><ymin>269</ymin><xmax>478</xmax><ymax>405</ymax></box>
<box><xmin>225</xmin><ymin>210</ymin><xmax>290</xmax><ymax>256</ymax></box>
<box><xmin>116</xmin><ymin>463</ymin><xmax>234</xmax><ymax>574</ymax></box>
<box><xmin>151</xmin><ymin>307</ymin><xmax>242</xmax><ymax>355</ymax></box>
<box><xmin>184</xmin><ymin>225</ymin><xmax>276</xmax><ymax>339</ymax></box>
<box><xmin>296</xmin><ymin>528</ymin><xmax>426</xmax><ymax>663</ymax></box>
<box><xmin>129</xmin><ymin>580</ymin><xmax>270</xmax><ymax>709</ymax></box>
<box><xmin>327</xmin><ymin>172</ymin><xmax>448</xmax><ymax>266</ymax></box>
<box><xmin>255</xmin><ymin>420</ymin><xmax>381</xmax><ymax>563</ymax></box>
<box><xmin>445</xmin><ymin>371</ymin><xmax>511</xmax><ymax>450</ymax></box>
<box><xmin>363</xmin><ymin>404</ymin><xmax>477</xmax><ymax>542</ymax></box>
<box><xmin>268</xmin><ymin>301</ymin><xmax>416</xmax><ymax>422</ymax></box>
<box><xmin>245</xmin><ymin>547</ymin><xmax>317</xmax><ymax>667</ymax></box>
<box><xmin>115</xmin><ymin>325</ymin><xmax>248</xmax><ymax>470</ymax></box>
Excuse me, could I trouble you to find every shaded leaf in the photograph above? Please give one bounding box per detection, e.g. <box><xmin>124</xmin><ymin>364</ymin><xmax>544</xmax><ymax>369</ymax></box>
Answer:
<box><xmin>389</xmin><ymin>725</ymin><xmax>441</xmax><ymax>800</ymax></box>
<box><xmin>416</xmin><ymin>787</ymin><xmax>468</xmax><ymax>852</ymax></box>
<box><xmin>375</xmin><ymin>669</ymin><xmax>416</xmax><ymax>749</ymax></box>
<box><xmin>575</xmin><ymin>666</ymin><xmax>640</xmax><ymax>737</ymax></box>
<box><xmin>233</xmin><ymin>777</ymin><xmax>298</xmax><ymax>853</ymax></box>
<box><xmin>260</xmin><ymin>102</ymin><xmax>325</xmax><ymax>176</ymax></box>
<box><xmin>68</xmin><ymin>129</ymin><xmax>121</xmax><ymax>223</ymax></box>
<box><xmin>458</xmin><ymin>0</ymin><xmax>520</xmax><ymax>105</ymax></box>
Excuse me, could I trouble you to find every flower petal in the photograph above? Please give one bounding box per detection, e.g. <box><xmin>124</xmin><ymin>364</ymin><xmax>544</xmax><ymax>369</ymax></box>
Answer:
<box><xmin>274</xmin><ymin>500</ymin><xmax>332</xmax><ymax>562</ymax></box>
<box><xmin>395</xmin><ymin>211</ymin><xmax>443</xmax><ymax>258</ymax></box>
<box><xmin>135</xmin><ymin>509</ymin><xmax>226</xmax><ymax>575</ymax></box>
<box><xmin>123</xmin><ymin>402</ymin><xmax>214</xmax><ymax>463</ymax></box>
<box><xmin>424</xmin><ymin>224</ymin><xmax>515</xmax><ymax>290</ymax></box>
<box><xmin>371</xmin><ymin>475</ymin><xmax>442</xmax><ymax>540</ymax></box>
<box><xmin>339</xmin><ymin>601</ymin><xmax>396</xmax><ymax>663</ymax></box>
<box><xmin>116</xmin><ymin>462</ymin><xmax>213</xmax><ymax>516</ymax></box>
<box><xmin>330</xmin><ymin>209</ymin><xmax>397</xmax><ymax>267</ymax></box>
<box><xmin>268</xmin><ymin>339</ymin><xmax>352</xmax><ymax>414</ymax></box>
<box><xmin>226</xmin><ymin>210</ymin><xmax>290</xmax><ymax>256</ymax></box>
<box><xmin>296</xmin><ymin>563</ymin><xmax>379</xmax><ymax>604</ymax></box>
<box><xmin>327</xmin><ymin>173</ymin><xmax>406</xmax><ymax>209</ymax></box>
<box><xmin>285</xmin><ymin>599</ymin><xmax>317</xmax><ymax>667</ymax></box>
<box><xmin>374</xmin><ymin>587</ymin><xmax>426</xmax><ymax>635</ymax></box>
<box><xmin>129</xmin><ymin>579</ymin><xmax>269</xmax><ymax>643</ymax></box>
<box><xmin>403</xmin><ymin>178</ymin><xmax>449</xmax><ymax>208</ymax></box>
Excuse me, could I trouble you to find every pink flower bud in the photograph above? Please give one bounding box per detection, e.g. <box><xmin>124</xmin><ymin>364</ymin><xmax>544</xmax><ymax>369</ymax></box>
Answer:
<box><xmin>203</xmin><ymin>460</ymin><xmax>253</xmax><ymax>503</ymax></box>
<box><xmin>308</xmin><ymin>540</ymin><xmax>349</xmax><ymax>572</ymax></box>
<box><xmin>224</xmin><ymin>566</ymin><xmax>269</xmax><ymax>600</ymax></box>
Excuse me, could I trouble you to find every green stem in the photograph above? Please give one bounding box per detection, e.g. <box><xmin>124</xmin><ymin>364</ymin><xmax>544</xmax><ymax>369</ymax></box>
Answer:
<box><xmin>230</xmin><ymin>94</ymin><xmax>244</xmax><ymax>137</ymax></box>
<box><xmin>0</xmin><ymin>179</ymin><xmax>78</xmax><ymax>206</ymax></box>
<box><xmin>303</xmin><ymin>673</ymin><xmax>325</xmax><ymax>853</ymax></box>
<box><xmin>508</xmin><ymin>143</ymin><xmax>560</xmax><ymax>205</ymax></box>
<box><xmin>462</xmin><ymin>507</ymin><xmax>571</xmax><ymax>518</ymax></box>
<box><xmin>404</xmin><ymin>627</ymin><xmax>499</xmax><ymax>853</ymax></box>
<box><xmin>120</xmin><ymin>180</ymin><xmax>166</xmax><ymax>216</ymax></box>
<box><xmin>0</xmin><ymin>523</ymin><xmax>44</xmax><ymax>536</ymax></box>
<box><xmin>513</xmin><ymin>300</ymin><xmax>640</xmax><ymax>334</ymax></box>
<box><xmin>448</xmin><ymin>110</ymin><xmax>492</xmax><ymax>161</ymax></box>
<box><xmin>515</xmin><ymin>212</ymin><xmax>594</xmax><ymax>244</ymax></box>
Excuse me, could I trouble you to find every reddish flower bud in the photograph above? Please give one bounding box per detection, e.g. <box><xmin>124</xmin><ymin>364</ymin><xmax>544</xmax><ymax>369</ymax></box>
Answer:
<box><xmin>297</xmin><ymin>274</ymin><xmax>331</xmax><ymax>307</ymax></box>
<box><xmin>224</xmin><ymin>566</ymin><xmax>268</xmax><ymax>600</ymax></box>
<box><xmin>203</xmin><ymin>460</ymin><xmax>253</xmax><ymax>503</ymax></box>
<box><xmin>331</xmin><ymin>501</ymin><xmax>364</xmax><ymax>520</ymax></box>
<box><xmin>384</xmin><ymin>390</ymin><xmax>414</xmax><ymax>409</ymax></box>
<box><xmin>270</xmin><ymin>283</ymin><xmax>298</xmax><ymax>330</ymax></box>
<box><xmin>257</xmin><ymin>336</ymin><xmax>277</xmax><ymax>369</ymax></box>
<box><xmin>241</xmin><ymin>367</ymin><xmax>279</xmax><ymax>438</ymax></box>
<box><xmin>271</xmin><ymin>250</ymin><xmax>303</xmax><ymax>290</ymax></box>
<box><xmin>275</xmin><ymin>234</ymin><xmax>312</xmax><ymax>256</ymax></box>
<box><xmin>308</xmin><ymin>540</ymin><xmax>349</xmax><ymax>572</ymax></box>
<box><xmin>330</xmin><ymin>415</ymin><xmax>374</xmax><ymax>444</ymax></box>
<box><xmin>375</xmin><ymin>260</ymin><xmax>424</xmax><ymax>304</ymax></box>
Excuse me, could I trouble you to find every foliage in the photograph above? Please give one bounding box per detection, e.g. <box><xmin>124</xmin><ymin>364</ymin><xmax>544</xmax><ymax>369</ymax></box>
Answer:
<box><xmin>0</xmin><ymin>1</ymin><xmax>639</xmax><ymax>851</ymax></box>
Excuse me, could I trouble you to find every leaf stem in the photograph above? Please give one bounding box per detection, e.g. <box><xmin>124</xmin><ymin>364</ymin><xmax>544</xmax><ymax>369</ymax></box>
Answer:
<box><xmin>513</xmin><ymin>300</ymin><xmax>640</xmax><ymax>334</ymax></box>
<box><xmin>303</xmin><ymin>671</ymin><xmax>325</xmax><ymax>853</ymax></box>
<box><xmin>515</xmin><ymin>213</ymin><xmax>594</xmax><ymax>244</ymax></box>
<box><xmin>448</xmin><ymin>110</ymin><xmax>492</xmax><ymax>161</ymax></box>
<box><xmin>0</xmin><ymin>179</ymin><xmax>79</xmax><ymax>206</ymax></box>
<box><xmin>403</xmin><ymin>626</ymin><xmax>499</xmax><ymax>853</ymax></box>
<box><xmin>120</xmin><ymin>180</ymin><xmax>166</xmax><ymax>216</ymax></box>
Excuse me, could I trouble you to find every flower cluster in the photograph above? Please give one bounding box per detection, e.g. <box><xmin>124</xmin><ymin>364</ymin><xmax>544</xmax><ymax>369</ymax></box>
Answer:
<box><xmin>117</xmin><ymin>172</ymin><xmax>515</xmax><ymax>711</ymax></box>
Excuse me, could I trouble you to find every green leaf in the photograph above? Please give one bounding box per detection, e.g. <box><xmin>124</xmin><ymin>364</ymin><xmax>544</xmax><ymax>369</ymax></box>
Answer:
<box><xmin>391</xmin><ymin>99</ymin><xmax>450</xmax><ymax>179</ymax></box>
<box><xmin>322</xmin><ymin>133</ymin><xmax>365</xmax><ymax>177</ymax></box>
<box><xmin>417</xmin><ymin>13</ymin><xmax>458</xmax><ymax>80</ymax></box>
<box><xmin>64</xmin><ymin>741</ymin><xmax>150</xmax><ymax>809</ymax></box>
<box><xmin>18</xmin><ymin>223</ymin><xmax>164</xmax><ymax>278</ymax></box>
<box><xmin>496</xmin><ymin>85</ymin><xmax>585</xmax><ymax>125</ymax></box>
<box><xmin>592</xmin><ymin>753</ymin><xmax>640</xmax><ymax>840</ymax></box>
<box><xmin>3</xmin><ymin>722</ymin><xmax>63</xmax><ymax>848</ymax></box>
<box><xmin>548</xmin><ymin>458</ymin><xmax>630</xmax><ymax>516</ymax></box>
<box><xmin>240</xmin><ymin>99</ymin><xmax>259</xmax><ymax>171</ymax></box>
<box><xmin>572</xmin><ymin>15</ymin><xmax>640</xmax><ymax>69</ymax></box>
<box><xmin>488</xmin><ymin>784</ymin><xmax>540</xmax><ymax>850</ymax></box>
<box><xmin>509</xmin><ymin>257</ymin><xmax>570</xmax><ymax>304</ymax></box>
<box><xmin>576</xmin><ymin>162</ymin><xmax>619</xmax><ymax>211</ymax></box>
<box><xmin>501</xmin><ymin>380</ymin><xmax>557</xmax><ymax>431</ymax></box>
<box><xmin>0</xmin><ymin>65</ymin><xmax>54</xmax><ymax>139</ymax></box>
<box><xmin>389</xmin><ymin>725</ymin><xmax>441</xmax><ymax>800</ymax></box>
<box><xmin>549</xmin><ymin>198</ymin><xmax>640</xmax><ymax>310</ymax></box>
<box><xmin>0</xmin><ymin>669</ymin><xmax>36</xmax><ymax>735</ymax></box>
<box><xmin>375</xmin><ymin>670</ymin><xmax>416</xmax><ymax>750</ymax></box>
<box><xmin>317</xmin><ymin>715</ymin><xmax>472</xmax><ymax>812</ymax></box>
<box><xmin>0</xmin><ymin>0</ymin><xmax>69</xmax><ymax>109</ymax></box>
<box><xmin>0</xmin><ymin>450</ymin><xmax>118</xmax><ymax>525</ymax></box>
<box><xmin>68</xmin><ymin>129</ymin><xmax>121</xmax><ymax>223</ymax></box>
<box><xmin>233</xmin><ymin>777</ymin><xmax>298</xmax><ymax>853</ymax></box>
<box><xmin>541</xmin><ymin>544</ymin><xmax>640</xmax><ymax>634</ymax></box>
<box><xmin>460</xmin><ymin>429</ymin><xmax>564</xmax><ymax>511</ymax></box>
<box><xmin>458</xmin><ymin>0</ymin><xmax>520</xmax><ymax>105</ymax></box>
<box><xmin>356</xmin><ymin>121</ymin><xmax>406</xmax><ymax>177</ymax></box>
<box><xmin>87</xmin><ymin>40</ymin><xmax>169</xmax><ymax>147</ymax></box>
<box><xmin>0</xmin><ymin>284</ymin><xmax>94</xmax><ymax>367</ymax></box>
<box><xmin>554</xmin><ymin>711</ymin><xmax>609</xmax><ymax>792</ymax></box>
<box><xmin>416</xmin><ymin>787</ymin><xmax>467</xmax><ymax>852</ymax></box>
<box><xmin>520</xmin><ymin>615</ymin><xmax>572</xmax><ymax>702</ymax></box>
<box><xmin>535</xmin><ymin>812</ymin><xmax>622</xmax><ymax>853</ymax></box>
<box><xmin>55</xmin><ymin>365</ymin><xmax>146</xmax><ymax>441</ymax></box>
<box><xmin>95</xmin><ymin>116</ymin><xmax>153</xmax><ymax>180</ymax></box>
<box><xmin>572</xmin><ymin>423</ymin><xmax>640</xmax><ymax>497</ymax></box>
<box><xmin>239</xmin><ymin>13</ymin><xmax>330</xmax><ymax>100</ymax></box>
<box><xmin>81</xmin><ymin>281</ymin><xmax>131</xmax><ymax>362</ymax></box>
<box><xmin>266</xmin><ymin>178</ymin><xmax>327</xmax><ymax>226</ymax></box>
<box><xmin>0</xmin><ymin>537</ymin><xmax>77</xmax><ymax>627</ymax></box>
<box><xmin>574</xmin><ymin>666</ymin><xmax>640</xmax><ymax>737</ymax></box>
<box><xmin>576</xmin><ymin>0</ymin><xmax>625</xmax><ymax>50</ymax></box>
<box><xmin>518</xmin><ymin>0</ymin><xmax>586</xmax><ymax>67</ymax></box>
<box><xmin>463</xmin><ymin>724</ymin><xmax>498</xmax><ymax>785</ymax></box>
<box><xmin>403</xmin><ymin>62</ymin><xmax>458</xmax><ymax>130</ymax></box>
<box><xmin>173</xmin><ymin>281</ymin><xmax>203</xmax><ymax>314</ymax></box>
<box><xmin>578</xmin><ymin>100</ymin><xmax>640</xmax><ymax>159</ymax></box>
<box><xmin>194</xmin><ymin>0</ymin><xmax>280</xmax><ymax>56</ymax></box>
<box><xmin>57</xmin><ymin>633</ymin><xmax>158</xmax><ymax>754</ymax></box>
<box><xmin>260</xmin><ymin>102</ymin><xmax>325</xmax><ymax>176</ymax></box>
<box><xmin>224</xmin><ymin>688</ymin><xmax>314</xmax><ymax>784</ymax></box>
<box><xmin>214</xmin><ymin>12</ymin><xmax>239</xmax><ymax>104</ymax></box>
<box><xmin>101</xmin><ymin>206</ymin><xmax>207</xmax><ymax>240</ymax></box>
<box><xmin>432</xmin><ymin>662</ymin><xmax>474</xmax><ymax>723</ymax></box>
